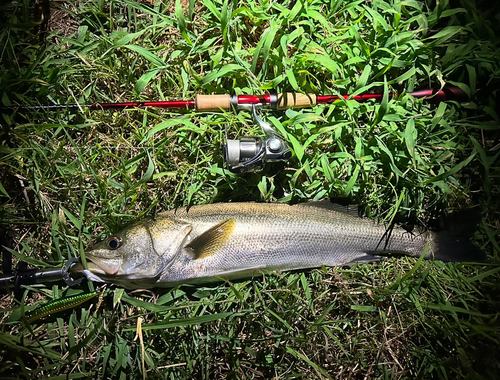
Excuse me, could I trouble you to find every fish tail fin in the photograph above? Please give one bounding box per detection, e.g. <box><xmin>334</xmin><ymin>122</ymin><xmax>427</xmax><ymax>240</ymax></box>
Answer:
<box><xmin>364</xmin><ymin>209</ymin><xmax>486</xmax><ymax>262</ymax></box>
<box><xmin>430</xmin><ymin>209</ymin><xmax>486</xmax><ymax>262</ymax></box>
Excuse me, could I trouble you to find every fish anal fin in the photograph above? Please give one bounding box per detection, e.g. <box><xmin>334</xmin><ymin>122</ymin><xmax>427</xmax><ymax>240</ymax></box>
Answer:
<box><xmin>187</xmin><ymin>218</ymin><xmax>236</xmax><ymax>260</ymax></box>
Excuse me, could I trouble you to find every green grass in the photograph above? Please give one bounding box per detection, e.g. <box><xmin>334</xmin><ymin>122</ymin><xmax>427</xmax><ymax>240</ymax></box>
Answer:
<box><xmin>1</xmin><ymin>0</ymin><xmax>500</xmax><ymax>378</ymax></box>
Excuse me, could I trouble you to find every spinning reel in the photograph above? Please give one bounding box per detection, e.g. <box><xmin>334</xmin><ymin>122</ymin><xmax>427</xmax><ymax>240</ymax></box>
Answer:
<box><xmin>223</xmin><ymin>105</ymin><xmax>291</xmax><ymax>173</ymax></box>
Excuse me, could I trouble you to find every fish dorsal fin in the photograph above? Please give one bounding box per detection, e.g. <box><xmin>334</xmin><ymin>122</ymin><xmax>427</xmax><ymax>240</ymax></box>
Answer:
<box><xmin>186</xmin><ymin>218</ymin><xmax>236</xmax><ymax>260</ymax></box>
<box><xmin>297</xmin><ymin>201</ymin><xmax>360</xmax><ymax>217</ymax></box>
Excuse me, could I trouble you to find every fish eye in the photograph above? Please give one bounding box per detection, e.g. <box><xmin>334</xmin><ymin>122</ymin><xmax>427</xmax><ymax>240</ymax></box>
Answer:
<box><xmin>107</xmin><ymin>237</ymin><xmax>122</xmax><ymax>250</ymax></box>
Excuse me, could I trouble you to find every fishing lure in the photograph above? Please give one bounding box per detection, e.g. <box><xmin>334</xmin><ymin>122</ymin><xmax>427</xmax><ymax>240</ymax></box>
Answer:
<box><xmin>26</xmin><ymin>288</ymin><xmax>105</xmax><ymax>324</ymax></box>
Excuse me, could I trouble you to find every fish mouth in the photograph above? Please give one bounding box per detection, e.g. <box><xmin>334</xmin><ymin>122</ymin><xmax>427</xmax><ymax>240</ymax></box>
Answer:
<box><xmin>82</xmin><ymin>256</ymin><xmax>121</xmax><ymax>276</ymax></box>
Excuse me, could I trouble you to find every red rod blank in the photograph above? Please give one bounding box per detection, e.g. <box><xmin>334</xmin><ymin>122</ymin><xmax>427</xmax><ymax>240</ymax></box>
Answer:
<box><xmin>88</xmin><ymin>100</ymin><xmax>195</xmax><ymax>110</ymax></box>
<box><xmin>237</xmin><ymin>95</ymin><xmax>272</xmax><ymax>105</ymax></box>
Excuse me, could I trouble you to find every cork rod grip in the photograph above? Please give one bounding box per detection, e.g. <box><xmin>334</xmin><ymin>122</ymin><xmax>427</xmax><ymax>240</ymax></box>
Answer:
<box><xmin>195</xmin><ymin>94</ymin><xmax>232</xmax><ymax>111</ymax></box>
<box><xmin>276</xmin><ymin>93</ymin><xmax>317</xmax><ymax>110</ymax></box>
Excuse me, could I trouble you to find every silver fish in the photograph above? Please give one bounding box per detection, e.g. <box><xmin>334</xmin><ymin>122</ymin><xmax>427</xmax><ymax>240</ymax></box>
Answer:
<box><xmin>80</xmin><ymin>202</ymin><xmax>482</xmax><ymax>288</ymax></box>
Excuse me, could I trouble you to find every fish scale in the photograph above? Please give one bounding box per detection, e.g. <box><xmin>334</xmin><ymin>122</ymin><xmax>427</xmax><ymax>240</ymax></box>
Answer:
<box><xmin>160</xmin><ymin>204</ymin><xmax>419</xmax><ymax>284</ymax></box>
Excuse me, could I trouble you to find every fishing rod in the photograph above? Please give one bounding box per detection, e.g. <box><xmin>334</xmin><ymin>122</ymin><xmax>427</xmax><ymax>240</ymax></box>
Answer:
<box><xmin>0</xmin><ymin>85</ymin><xmax>467</xmax><ymax>112</ymax></box>
<box><xmin>1</xmin><ymin>85</ymin><xmax>468</xmax><ymax>173</ymax></box>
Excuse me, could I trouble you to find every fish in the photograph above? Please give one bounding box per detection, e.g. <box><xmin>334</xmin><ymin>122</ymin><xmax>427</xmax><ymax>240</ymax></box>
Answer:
<box><xmin>78</xmin><ymin>202</ymin><xmax>484</xmax><ymax>289</ymax></box>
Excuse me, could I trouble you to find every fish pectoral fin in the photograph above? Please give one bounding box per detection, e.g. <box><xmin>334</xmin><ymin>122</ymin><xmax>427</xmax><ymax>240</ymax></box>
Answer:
<box><xmin>186</xmin><ymin>218</ymin><xmax>236</xmax><ymax>260</ymax></box>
